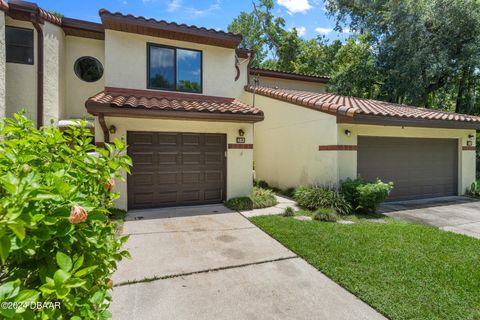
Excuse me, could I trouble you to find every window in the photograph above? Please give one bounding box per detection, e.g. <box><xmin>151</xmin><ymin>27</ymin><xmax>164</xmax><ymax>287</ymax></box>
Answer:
<box><xmin>6</xmin><ymin>26</ymin><xmax>34</xmax><ymax>65</ymax></box>
<box><xmin>147</xmin><ymin>44</ymin><xmax>202</xmax><ymax>93</ymax></box>
<box><xmin>74</xmin><ymin>56</ymin><xmax>104</xmax><ymax>82</ymax></box>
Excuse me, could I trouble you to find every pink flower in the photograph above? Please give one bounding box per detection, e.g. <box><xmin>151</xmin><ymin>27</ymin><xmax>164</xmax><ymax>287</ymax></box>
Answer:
<box><xmin>105</xmin><ymin>178</ymin><xmax>115</xmax><ymax>191</ymax></box>
<box><xmin>69</xmin><ymin>206</ymin><xmax>88</xmax><ymax>224</ymax></box>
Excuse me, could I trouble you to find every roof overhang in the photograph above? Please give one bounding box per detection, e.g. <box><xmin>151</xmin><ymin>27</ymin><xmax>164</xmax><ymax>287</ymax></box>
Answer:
<box><xmin>99</xmin><ymin>9</ymin><xmax>242</xmax><ymax>49</ymax></box>
<box><xmin>337</xmin><ymin>114</ymin><xmax>480</xmax><ymax>130</ymax></box>
<box><xmin>86</xmin><ymin>103</ymin><xmax>264</xmax><ymax>123</ymax></box>
<box><xmin>62</xmin><ymin>17</ymin><xmax>105</xmax><ymax>40</ymax></box>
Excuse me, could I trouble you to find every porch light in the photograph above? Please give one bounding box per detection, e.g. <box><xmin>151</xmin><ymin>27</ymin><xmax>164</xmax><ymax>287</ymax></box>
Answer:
<box><xmin>468</xmin><ymin>134</ymin><xmax>475</xmax><ymax>139</ymax></box>
<box><xmin>109</xmin><ymin>125</ymin><xmax>117</xmax><ymax>134</ymax></box>
<box><xmin>238</xmin><ymin>129</ymin><xmax>245</xmax><ymax>137</ymax></box>
<box><xmin>344</xmin><ymin>130</ymin><xmax>352</xmax><ymax>137</ymax></box>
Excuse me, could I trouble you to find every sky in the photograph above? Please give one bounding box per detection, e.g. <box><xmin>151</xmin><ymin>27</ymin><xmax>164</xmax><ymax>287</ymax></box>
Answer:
<box><xmin>32</xmin><ymin>0</ymin><xmax>352</xmax><ymax>42</ymax></box>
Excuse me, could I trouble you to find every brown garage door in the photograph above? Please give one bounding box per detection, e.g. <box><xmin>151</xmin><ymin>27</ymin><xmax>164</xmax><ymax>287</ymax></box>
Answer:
<box><xmin>357</xmin><ymin>137</ymin><xmax>458</xmax><ymax>201</ymax></box>
<box><xmin>127</xmin><ymin>132</ymin><xmax>226</xmax><ymax>209</ymax></box>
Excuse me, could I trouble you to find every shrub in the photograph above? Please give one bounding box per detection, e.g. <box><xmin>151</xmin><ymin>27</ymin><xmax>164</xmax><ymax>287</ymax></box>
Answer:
<box><xmin>283</xmin><ymin>207</ymin><xmax>295</xmax><ymax>217</ymax></box>
<box><xmin>0</xmin><ymin>114</ymin><xmax>132</xmax><ymax>319</ymax></box>
<box><xmin>225</xmin><ymin>187</ymin><xmax>277</xmax><ymax>211</ymax></box>
<box><xmin>109</xmin><ymin>208</ymin><xmax>127</xmax><ymax>221</ymax></box>
<box><xmin>281</xmin><ymin>187</ymin><xmax>296</xmax><ymax>198</ymax></box>
<box><xmin>313</xmin><ymin>208</ymin><xmax>338</xmax><ymax>222</ymax></box>
<box><xmin>341</xmin><ymin>177</ymin><xmax>393</xmax><ymax>214</ymax></box>
<box><xmin>225</xmin><ymin>197</ymin><xmax>254</xmax><ymax>211</ymax></box>
<box><xmin>255</xmin><ymin>180</ymin><xmax>270</xmax><ymax>189</ymax></box>
<box><xmin>293</xmin><ymin>185</ymin><xmax>352</xmax><ymax>215</ymax></box>
<box><xmin>251</xmin><ymin>187</ymin><xmax>277</xmax><ymax>209</ymax></box>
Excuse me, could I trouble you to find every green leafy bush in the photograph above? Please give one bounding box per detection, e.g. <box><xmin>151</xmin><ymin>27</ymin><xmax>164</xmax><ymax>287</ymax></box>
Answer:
<box><xmin>313</xmin><ymin>208</ymin><xmax>338</xmax><ymax>222</ymax></box>
<box><xmin>225</xmin><ymin>187</ymin><xmax>277</xmax><ymax>211</ymax></box>
<box><xmin>283</xmin><ymin>207</ymin><xmax>295</xmax><ymax>217</ymax></box>
<box><xmin>251</xmin><ymin>187</ymin><xmax>277</xmax><ymax>208</ymax></box>
<box><xmin>0</xmin><ymin>114</ymin><xmax>132</xmax><ymax>319</ymax></box>
<box><xmin>341</xmin><ymin>177</ymin><xmax>393</xmax><ymax>214</ymax></box>
<box><xmin>293</xmin><ymin>185</ymin><xmax>352</xmax><ymax>215</ymax></box>
<box><xmin>225</xmin><ymin>197</ymin><xmax>253</xmax><ymax>211</ymax></box>
<box><xmin>254</xmin><ymin>180</ymin><xmax>270</xmax><ymax>189</ymax></box>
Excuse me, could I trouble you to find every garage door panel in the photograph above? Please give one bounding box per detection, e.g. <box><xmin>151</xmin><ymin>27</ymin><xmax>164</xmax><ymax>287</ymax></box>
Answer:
<box><xmin>128</xmin><ymin>132</ymin><xmax>226</xmax><ymax>209</ymax></box>
<box><xmin>130</xmin><ymin>132</ymin><xmax>155</xmax><ymax>145</ymax></box>
<box><xmin>357</xmin><ymin>137</ymin><xmax>458</xmax><ymax>201</ymax></box>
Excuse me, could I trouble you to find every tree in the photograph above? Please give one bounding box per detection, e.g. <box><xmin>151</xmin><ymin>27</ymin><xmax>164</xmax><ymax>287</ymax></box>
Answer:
<box><xmin>228</xmin><ymin>11</ymin><xmax>267</xmax><ymax>67</ymax></box>
<box><xmin>328</xmin><ymin>35</ymin><xmax>379</xmax><ymax>99</ymax></box>
<box><xmin>228</xmin><ymin>0</ymin><xmax>303</xmax><ymax>71</ymax></box>
<box><xmin>325</xmin><ymin>0</ymin><xmax>480</xmax><ymax>112</ymax></box>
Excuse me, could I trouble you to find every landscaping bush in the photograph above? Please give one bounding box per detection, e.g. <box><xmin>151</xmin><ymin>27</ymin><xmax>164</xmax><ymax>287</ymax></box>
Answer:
<box><xmin>293</xmin><ymin>185</ymin><xmax>352</xmax><ymax>215</ymax></box>
<box><xmin>313</xmin><ymin>208</ymin><xmax>338</xmax><ymax>222</ymax></box>
<box><xmin>251</xmin><ymin>187</ymin><xmax>277</xmax><ymax>209</ymax></box>
<box><xmin>341</xmin><ymin>177</ymin><xmax>393</xmax><ymax>214</ymax></box>
<box><xmin>225</xmin><ymin>197</ymin><xmax>254</xmax><ymax>211</ymax></box>
<box><xmin>283</xmin><ymin>207</ymin><xmax>295</xmax><ymax>217</ymax></box>
<box><xmin>225</xmin><ymin>187</ymin><xmax>277</xmax><ymax>211</ymax></box>
<box><xmin>0</xmin><ymin>114</ymin><xmax>132</xmax><ymax>319</ymax></box>
<box><xmin>254</xmin><ymin>180</ymin><xmax>270</xmax><ymax>189</ymax></box>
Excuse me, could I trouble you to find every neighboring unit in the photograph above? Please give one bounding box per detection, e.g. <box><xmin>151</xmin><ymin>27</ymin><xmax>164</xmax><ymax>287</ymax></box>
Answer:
<box><xmin>245</xmin><ymin>87</ymin><xmax>479</xmax><ymax>201</ymax></box>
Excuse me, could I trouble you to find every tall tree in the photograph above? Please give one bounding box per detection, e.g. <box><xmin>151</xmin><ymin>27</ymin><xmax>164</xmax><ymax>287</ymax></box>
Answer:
<box><xmin>325</xmin><ymin>0</ymin><xmax>480</xmax><ymax>112</ymax></box>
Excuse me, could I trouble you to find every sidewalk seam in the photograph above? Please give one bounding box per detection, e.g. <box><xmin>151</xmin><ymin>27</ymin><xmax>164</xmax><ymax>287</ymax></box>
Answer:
<box><xmin>114</xmin><ymin>256</ymin><xmax>298</xmax><ymax>287</ymax></box>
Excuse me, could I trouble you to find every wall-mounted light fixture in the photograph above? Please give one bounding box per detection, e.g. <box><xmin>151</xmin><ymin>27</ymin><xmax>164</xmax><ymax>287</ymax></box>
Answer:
<box><xmin>344</xmin><ymin>129</ymin><xmax>351</xmax><ymax>137</ymax></box>
<box><xmin>109</xmin><ymin>125</ymin><xmax>117</xmax><ymax>134</ymax></box>
<box><xmin>468</xmin><ymin>134</ymin><xmax>475</xmax><ymax>139</ymax></box>
<box><xmin>238</xmin><ymin>129</ymin><xmax>245</xmax><ymax>137</ymax></box>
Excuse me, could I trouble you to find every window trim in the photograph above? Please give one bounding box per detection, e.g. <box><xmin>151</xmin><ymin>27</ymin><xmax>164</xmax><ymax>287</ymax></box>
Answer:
<box><xmin>147</xmin><ymin>43</ymin><xmax>203</xmax><ymax>94</ymax></box>
<box><xmin>5</xmin><ymin>26</ymin><xmax>35</xmax><ymax>65</ymax></box>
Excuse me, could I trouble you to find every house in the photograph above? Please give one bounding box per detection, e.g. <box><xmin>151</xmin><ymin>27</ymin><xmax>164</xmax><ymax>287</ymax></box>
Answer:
<box><xmin>0</xmin><ymin>0</ymin><xmax>478</xmax><ymax>208</ymax></box>
<box><xmin>244</xmin><ymin>86</ymin><xmax>479</xmax><ymax>200</ymax></box>
<box><xmin>0</xmin><ymin>0</ymin><xmax>263</xmax><ymax>210</ymax></box>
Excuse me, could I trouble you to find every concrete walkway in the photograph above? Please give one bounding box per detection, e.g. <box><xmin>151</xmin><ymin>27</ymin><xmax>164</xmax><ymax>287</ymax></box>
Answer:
<box><xmin>110</xmin><ymin>204</ymin><xmax>385</xmax><ymax>320</ymax></box>
<box><xmin>380</xmin><ymin>196</ymin><xmax>480</xmax><ymax>239</ymax></box>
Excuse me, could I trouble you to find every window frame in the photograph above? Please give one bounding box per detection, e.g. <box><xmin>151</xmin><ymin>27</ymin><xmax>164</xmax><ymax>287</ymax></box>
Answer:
<box><xmin>5</xmin><ymin>26</ymin><xmax>35</xmax><ymax>65</ymax></box>
<box><xmin>147</xmin><ymin>43</ymin><xmax>203</xmax><ymax>94</ymax></box>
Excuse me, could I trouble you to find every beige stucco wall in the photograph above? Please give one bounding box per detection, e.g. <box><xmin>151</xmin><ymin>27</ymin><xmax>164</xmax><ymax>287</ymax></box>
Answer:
<box><xmin>105</xmin><ymin>30</ymin><xmax>246</xmax><ymax>98</ymax></box>
<box><xmin>95</xmin><ymin>117</ymin><xmax>254</xmax><ymax>210</ymax></box>
<box><xmin>43</xmin><ymin>22</ymin><xmax>65</xmax><ymax>124</ymax></box>
<box><xmin>246</xmin><ymin>92</ymin><xmax>338</xmax><ymax>189</ymax></box>
<box><xmin>5</xmin><ymin>17</ymin><xmax>37</xmax><ymax>120</ymax></box>
<box><xmin>254</xmin><ymin>75</ymin><xmax>327</xmax><ymax>93</ymax></box>
<box><xmin>337</xmin><ymin>124</ymin><xmax>477</xmax><ymax>195</ymax></box>
<box><xmin>65</xmin><ymin>36</ymin><xmax>105</xmax><ymax>119</ymax></box>
<box><xmin>0</xmin><ymin>11</ymin><xmax>5</xmax><ymax>118</ymax></box>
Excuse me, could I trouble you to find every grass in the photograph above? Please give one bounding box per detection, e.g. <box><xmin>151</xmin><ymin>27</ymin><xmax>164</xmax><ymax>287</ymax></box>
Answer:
<box><xmin>250</xmin><ymin>215</ymin><xmax>480</xmax><ymax>320</ymax></box>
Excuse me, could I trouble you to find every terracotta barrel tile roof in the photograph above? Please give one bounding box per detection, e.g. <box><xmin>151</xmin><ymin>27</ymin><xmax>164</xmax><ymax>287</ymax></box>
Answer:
<box><xmin>99</xmin><ymin>9</ymin><xmax>242</xmax><ymax>49</ymax></box>
<box><xmin>86</xmin><ymin>87</ymin><xmax>264</xmax><ymax>122</ymax></box>
<box><xmin>246</xmin><ymin>85</ymin><xmax>480</xmax><ymax>127</ymax></box>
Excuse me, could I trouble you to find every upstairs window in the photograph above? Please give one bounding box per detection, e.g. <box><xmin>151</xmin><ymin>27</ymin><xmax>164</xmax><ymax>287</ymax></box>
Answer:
<box><xmin>147</xmin><ymin>44</ymin><xmax>202</xmax><ymax>93</ymax></box>
<box><xmin>6</xmin><ymin>26</ymin><xmax>34</xmax><ymax>65</ymax></box>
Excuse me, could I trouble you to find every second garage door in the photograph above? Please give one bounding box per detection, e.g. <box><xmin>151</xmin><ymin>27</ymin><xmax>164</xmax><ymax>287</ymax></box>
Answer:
<box><xmin>127</xmin><ymin>132</ymin><xmax>226</xmax><ymax>209</ymax></box>
<box><xmin>357</xmin><ymin>137</ymin><xmax>458</xmax><ymax>201</ymax></box>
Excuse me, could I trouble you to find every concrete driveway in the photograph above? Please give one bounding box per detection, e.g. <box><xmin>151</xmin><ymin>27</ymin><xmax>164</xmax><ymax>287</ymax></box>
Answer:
<box><xmin>380</xmin><ymin>196</ymin><xmax>480</xmax><ymax>238</ymax></box>
<box><xmin>110</xmin><ymin>204</ymin><xmax>385</xmax><ymax>320</ymax></box>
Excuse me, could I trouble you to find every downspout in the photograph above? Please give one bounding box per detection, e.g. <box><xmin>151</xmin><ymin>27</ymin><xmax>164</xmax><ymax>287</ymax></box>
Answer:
<box><xmin>32</xmin><ymin>20</ymin><xmax>43</xmax><ymax>128</ymax></box>
<box><xmin>98</xmin><ymin>113</ymin><xmax>110</xmax><ymax>144</ymax></box>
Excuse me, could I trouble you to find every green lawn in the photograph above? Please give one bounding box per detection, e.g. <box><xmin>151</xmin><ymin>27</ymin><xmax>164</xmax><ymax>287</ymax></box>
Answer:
<box><xmin>250</xmin><ymin>215</ymin><xmax>480</xmax><ymax>320</ymax></box>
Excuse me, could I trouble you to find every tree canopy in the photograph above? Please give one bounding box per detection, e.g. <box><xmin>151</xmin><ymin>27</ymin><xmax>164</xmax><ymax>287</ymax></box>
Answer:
<box><xmin>229</xmin><ymin>0</ymin><xmax>480</xmax><ymax>115</ymax></box>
